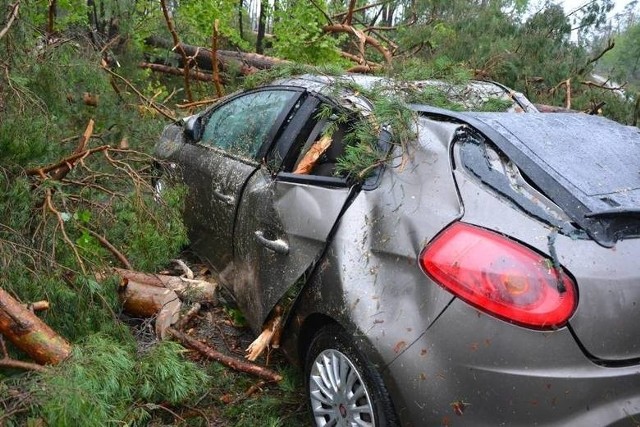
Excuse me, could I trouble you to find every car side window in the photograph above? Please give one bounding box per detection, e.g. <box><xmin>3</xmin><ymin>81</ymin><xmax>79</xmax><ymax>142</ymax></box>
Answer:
<box><xmin>201</xmin><ymin>90</ymin><xmax>298</xmax><ymax>158</ymax></box>
<box><xmin>292</xmin><ymin>115</ymin><xmax>351</xmax><ymax>178</ymax></box>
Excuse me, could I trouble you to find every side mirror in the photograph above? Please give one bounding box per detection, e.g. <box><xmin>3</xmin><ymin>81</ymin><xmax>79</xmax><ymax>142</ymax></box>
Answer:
<box><xmin>183</xmin><ymin>115</ymin><xmax>203</xmax><ymax>143</ymax></box>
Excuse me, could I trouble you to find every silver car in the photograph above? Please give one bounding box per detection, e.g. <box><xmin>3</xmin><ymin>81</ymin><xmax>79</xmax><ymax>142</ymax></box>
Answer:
<box><xmin>155</xmin><ymin>74</ymin><xmax>640</xmax><ymax>426</ymax></box>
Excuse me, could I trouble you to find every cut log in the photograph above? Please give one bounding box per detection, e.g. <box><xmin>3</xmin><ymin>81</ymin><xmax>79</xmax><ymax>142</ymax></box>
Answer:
<box><xmin>118</xmin><ymin>279</ymin><xmax>181</xmax><ymax>339</ymax></box>
<box><xmin>0</xmin><ymin>288</ymin><xmax>71</xmax><ymax>365</ymax></box>
<box><xmin>114</xmin><ymin>268</ymin><xmax>217</xmax><ymax>303</ymax></box>
<box><xmin>168</xmin><ymin>328</ymin><xmax>282</xmax><ymax>382</ymax></box>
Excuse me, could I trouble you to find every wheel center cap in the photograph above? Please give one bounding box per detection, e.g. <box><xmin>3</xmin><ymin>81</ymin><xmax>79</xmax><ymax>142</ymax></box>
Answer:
<box><xmin>339</xmin><ymin>403</ymin><xmax>347</xmax><ymax>418</ymax></box>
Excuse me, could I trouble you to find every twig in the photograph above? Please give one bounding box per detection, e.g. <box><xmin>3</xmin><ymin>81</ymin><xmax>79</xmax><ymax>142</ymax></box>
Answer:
<box><xmin>586</xmin><ymin>101</ymin><xmax>605</xmax><ymax>115</ymax></box>
<box><xmin>0</xmin><ymin>1</ymin><xmax>20</xmax><ymax>40</ymax></box>
<box><xmin>581</xmin><ymin>80</ymin><xmax>626</xmax><ymax>91</ymax></box>
<box><xmin>333</xmin><ymin>1</ymin><xmax>385</xmax><ymax>20</ymax></box>
<box><xmin>25</xmin><ymin>144</ymin><xmax>110</xmax><ymax>177</ymax></box>
<box><xmin>0</xmin><ymin>358</ymin><xmax>48</xmax><ymax>373</ymax></box>
<box><xmin>174</xmin><ymin>302</ymin><xmax>201</xmax><ymax>330</ymax></box>
<box><xmin>81</xmin><ymin>226</ymin><xmax>132</xmax><ymax>269</ymax></box>
<box><xmin>323</xmin><ymin>23</ymin><xmax>393</xmax><ymax>65</ymax></box>
<box><xmin>101</xmin><ymin>66</ymin><xmax>176</xmax><ymax>121</ymax></box>
<box><xmin>176</xmin><ymin>98</ymin><xmax>223</xmax><ymax>109</ymax></box>
<box><xmin>577</xmin><ymin>38</ymin><xmax>615</xmax><ymax>75</ymax></box>
<box><xmin>44</xmin><ymin>189</ymin><xmax>87</xmax><ymax>275</ymax></box>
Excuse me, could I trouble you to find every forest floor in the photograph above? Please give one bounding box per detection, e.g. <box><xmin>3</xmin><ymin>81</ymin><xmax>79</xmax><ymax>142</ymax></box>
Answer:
<box><xmin>126</xmin><ymin>268</ymin><xmax>309</xmax><ymax>426</ymax></box>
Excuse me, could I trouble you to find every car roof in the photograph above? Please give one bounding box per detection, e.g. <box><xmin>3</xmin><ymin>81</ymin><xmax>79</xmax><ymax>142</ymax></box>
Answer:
<box><xmin>271</xmin><ymin>74</ymin><xmax>538</xmax><ymax>113</ymax></box>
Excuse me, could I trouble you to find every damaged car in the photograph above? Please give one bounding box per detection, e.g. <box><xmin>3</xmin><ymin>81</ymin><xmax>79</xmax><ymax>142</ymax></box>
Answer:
<box><xmin>154</xmin><ymin>74</ymin><xmax>640</xmax><ymax>426</ymax></box>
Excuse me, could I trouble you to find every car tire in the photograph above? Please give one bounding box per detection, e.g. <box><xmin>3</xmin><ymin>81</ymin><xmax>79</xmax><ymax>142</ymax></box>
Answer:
<box><xmin>305</xmin><ymin>325</ymin><xmax>398</xmax><ymax>427</ymax></box>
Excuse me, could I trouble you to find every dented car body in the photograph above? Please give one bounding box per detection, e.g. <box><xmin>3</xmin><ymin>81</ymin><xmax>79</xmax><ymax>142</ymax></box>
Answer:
<box><xmin>155</xmin><ymin>75</ymin><xmax>640</xmax><ymax>426</ymax></box>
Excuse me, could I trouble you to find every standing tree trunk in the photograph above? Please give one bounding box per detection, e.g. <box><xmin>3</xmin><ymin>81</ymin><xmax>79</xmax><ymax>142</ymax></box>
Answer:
<box><xmin>256</xmin><ymin>0</ymin><xmax>268</xmax><ymax>54</ymax></box>
<box><xmin>238</xmin><ymin>0</ymin><xmax>244</xmax><ymax>41</ymax></box>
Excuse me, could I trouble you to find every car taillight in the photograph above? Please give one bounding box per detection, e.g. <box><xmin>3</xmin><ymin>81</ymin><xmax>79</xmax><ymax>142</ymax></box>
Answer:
<box><xmin>420</xmin><ymin>222</ymin><xmax>577</xmax><ymax>330</ymax></box>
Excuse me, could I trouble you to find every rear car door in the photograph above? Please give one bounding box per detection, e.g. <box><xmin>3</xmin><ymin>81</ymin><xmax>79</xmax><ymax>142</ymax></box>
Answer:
<box><xmin>176</xmin><ymin>88</ymin><xmax>303</xmax><ymax>273</ymax></box>
<box><xmin>232</xmin><ymin>95</ymin><xmax>356</xmax><ymax>327</ymax></box>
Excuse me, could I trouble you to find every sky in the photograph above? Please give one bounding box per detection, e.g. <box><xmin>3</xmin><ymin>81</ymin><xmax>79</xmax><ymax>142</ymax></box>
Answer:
<box><xmin>560</xmin><ymin>0</ymin><xmax>630</xmax><ymax>16</ymax></box>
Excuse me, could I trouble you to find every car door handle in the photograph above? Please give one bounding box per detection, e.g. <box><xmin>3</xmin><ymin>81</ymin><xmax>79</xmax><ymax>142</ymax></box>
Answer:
<box><xmin>212</xmin><ymin>188</ymin><xmax>235</xmax><ymax>206</ymax></box>
<box><xmin>254</xmin><ymin>230</ymin><xmax>289</xmax><ymax>255</ymax></box>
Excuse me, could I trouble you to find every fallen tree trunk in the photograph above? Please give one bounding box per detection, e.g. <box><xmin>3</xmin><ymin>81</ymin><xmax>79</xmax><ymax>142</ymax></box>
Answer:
<box><xmin>0</xmin><ymin>288</ymin><xmax>71</xmax><ymax>365</ymax></box>
<box><xmin>168</xmin><ymin>328</ymin><xmax>282</xmax><ymax>382</ymax></box>
<box><xmin>145</xmin><ymin>36</ymin><xmax>288</xmax><ymax>74</ymax></box>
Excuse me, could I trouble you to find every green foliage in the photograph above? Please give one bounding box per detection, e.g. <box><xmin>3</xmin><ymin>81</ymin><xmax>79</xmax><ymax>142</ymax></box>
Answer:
<box><xmin>271</xmin><ymin>1</ymin><xmax>347</xmax><ymax>65</ymax></box>
<box><xmin>33</xmin><ymin>337</ymin><xmax>207</xmax><ymax>426</ymax></box>
<box><xmin>394</xmin><ymin>57</ymin><xmax>472</xmax><ymax>84</ymax></box>
<box><xmin>336</xmin><ymin>90</ymin><xmax>417</xmax><ymax>179</ymax></box>
<box><xmin>178</xmin><ymin>0</ymin><xmax>251</xmax><ymax>49</ymax></box>
<box><xmin>242</xmin><ymin>62</ymin><xmax>344</xmax><ymax>90</ymax></box>
<box><xmin>136</xmin><ymin>341</ymin><xmax>209</xmax><ymax>404</ymax></box>
<box><xmin>477</xmin><ymin>97</ymin><xmax>514</xmax><ymax>112</ymax></box>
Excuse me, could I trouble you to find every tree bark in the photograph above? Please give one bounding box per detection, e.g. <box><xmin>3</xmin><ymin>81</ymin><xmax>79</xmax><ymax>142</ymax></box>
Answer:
<box><xmin>0</xmin><ymin>288</ymin><xmax>71</xmax><ymax>365</ymax></box>
<box><xmin>256</xmin><ymin>0</ymin><xmax>268</xmax><ymax>54</ymax></box>
<box><xmin>114</xmin><ymin>268</ymin><xmax>217</xmax><ymax>302</ymax></box>
<box><xmin>145</xmin><ymin>36</ymin><xmax>288</xmax><ymax>74</ymax></box>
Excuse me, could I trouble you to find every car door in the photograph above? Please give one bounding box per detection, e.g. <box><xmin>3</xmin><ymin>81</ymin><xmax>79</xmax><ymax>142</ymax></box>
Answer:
<box><xmin>232</xmin><ymin>96</ymin><xmax>357</xmax><ymax>328</ymax></box>
<box><xmin>176</xmin><ymin>88</ymin><xmax>304</xmax><ymax>273</ymax></box>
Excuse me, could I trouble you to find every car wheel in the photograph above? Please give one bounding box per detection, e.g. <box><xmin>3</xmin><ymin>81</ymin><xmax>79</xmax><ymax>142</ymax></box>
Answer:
<box><xmin>305</xmin><ymin>325</ymin><xmax>398</xmax><ymax>427</ymax></box>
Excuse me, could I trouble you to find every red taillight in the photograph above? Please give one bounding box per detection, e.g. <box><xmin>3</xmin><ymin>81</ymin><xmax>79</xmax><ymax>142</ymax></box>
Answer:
<box><xmin>420</xmin><ymin>222</ymin><xmax>577</xmax><ymax>329</ymax></box>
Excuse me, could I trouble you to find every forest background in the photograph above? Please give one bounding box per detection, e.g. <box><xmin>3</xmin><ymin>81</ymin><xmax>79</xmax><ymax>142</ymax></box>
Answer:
<box><xmin>0</xmin><ymin>0</ymin><xmax>639</xmax><ymax>425</ymax></box>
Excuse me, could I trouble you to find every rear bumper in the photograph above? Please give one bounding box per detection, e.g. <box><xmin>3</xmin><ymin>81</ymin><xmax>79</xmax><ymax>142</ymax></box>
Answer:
<box><xmin>385</xmin><ymin>299</ymin><xmax>640</xmax><ymax>426</ymax></box>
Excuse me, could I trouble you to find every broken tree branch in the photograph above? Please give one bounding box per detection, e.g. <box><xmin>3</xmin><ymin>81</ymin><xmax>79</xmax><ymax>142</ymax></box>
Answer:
<box><xmin>0</xmin><ymin>1</ymin><xmax>20</xmax><ymax>41</ymax></box>
<box><xmin>50</xmin><ymin>119</ymin><xmax>94</xmax><ymax>182</ymax></box>
<box><xmin>0</xmin><ymin>288</ymin><xmax>71</xmax><ymax>365</ymax></box>
<box><xmin>577</xmin><ymin>38</ymin><xmax>615</xmax><ymax>75</ymax></box>
<box><xmin>81</xmin><ymin>226</ymin><xmax>132</xmax><ymax>269</ymax></box>
<box><xmin>323</xmin><ymin>23</ymin><xmax>393</xmax><ymax>65</ymax></box>
<box><xmin>102</xmin><ymin>65</ymin><xmax>176</xmax><ymax>121</ymax></box>
<box><xmin>245</xmin><ymin>305</ymin><xmax>283</xmax><ymax>361</ymax></box>
<box><xmin>580</xmin><ymin>80</ymin><xmax>627</xmax><ymax>91</ymax></box>
<box><xmin>168</xmin><ymin>328</ymin><xmax>282</xmax><ymax>382</ymax></box>
<box><xmin>25</xmin><ymin>144</ymin><xmax>110</xmax><ymax>178</ymax></box>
